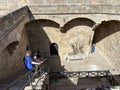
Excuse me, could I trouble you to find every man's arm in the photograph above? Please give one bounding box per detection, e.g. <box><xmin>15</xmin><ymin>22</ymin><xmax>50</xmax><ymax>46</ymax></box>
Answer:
<box><xmin>32</xmin><ymin>61</ymin><xmax>42</xmax><ymax>65</ymax></box>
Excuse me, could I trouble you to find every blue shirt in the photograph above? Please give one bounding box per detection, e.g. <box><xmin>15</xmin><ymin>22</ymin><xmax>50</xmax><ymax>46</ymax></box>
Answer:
<box><xmin>91</xmin><ymin>45</ymin><xmax>95</xmax><ymax>53</ymax></box>
<box><xmin>24</xmin><ymin>56</ymin><xmax>33</xmax><ymax>70</ymax></box>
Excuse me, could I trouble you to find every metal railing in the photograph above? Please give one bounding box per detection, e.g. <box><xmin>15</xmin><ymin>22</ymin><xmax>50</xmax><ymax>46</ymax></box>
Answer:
<box><xmin>50</xmin><ymin>70</ymin><xmax>109</xmax><ymax>78</ymax></box>
<box><xmin>50</xmin><ymin>70</ymin><xmax>118</xmax><ymax>86</ymax></box>
<box><xmin>3</xmin><ymin>60</ymin><xmax>48</xmax><ymax>90</ymax></box>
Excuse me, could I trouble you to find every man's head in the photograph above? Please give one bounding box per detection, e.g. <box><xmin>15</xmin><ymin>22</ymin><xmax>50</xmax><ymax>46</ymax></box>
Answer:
<box><xmin>26</xmin><ymin>50</ymin><xmax>31</xmax><ymax>56</ymax></box>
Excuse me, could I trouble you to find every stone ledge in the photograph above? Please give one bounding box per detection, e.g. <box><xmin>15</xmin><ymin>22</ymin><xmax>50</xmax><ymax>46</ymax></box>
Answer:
<box><xmin>29</xmin><ymin>5</ymin><xmax>120</xmax><ymax>15</ymax></box>
<box><xmin>0</xmin><ymin>6</ymin><xmax>29</xmax><ymax>40</ymax></box>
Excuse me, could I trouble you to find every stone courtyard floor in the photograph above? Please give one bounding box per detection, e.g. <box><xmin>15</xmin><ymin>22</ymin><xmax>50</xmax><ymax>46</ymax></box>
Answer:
<box><xmin>63</xmin><ymin>46</ymin><xmax>120</xmax><ymax>75</ymax></box>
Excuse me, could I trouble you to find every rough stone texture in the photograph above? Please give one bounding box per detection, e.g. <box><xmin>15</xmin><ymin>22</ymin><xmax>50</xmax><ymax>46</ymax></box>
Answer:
<box><xmin>26</xmin><ymin>19</ymin><xmax>94</xmax><ymax>57</ymax></box>
<box><xmin>29</xmin><ymin>5</ymin><xmax>120</xmax><ymax>14</ymax></box>
<box><xmin>0</xmin><ymin>7</ymin><xmax>30</xmax><ymax>79</ymax></box>
<box><xmin>32</xmin><ymin>14</ymin><xmax>120</xmax><ymax>27</ymax></box>
<box><xmin>0</xmin><ymin>29</ymin><xmax>28</xmax><ymax>79</ymax></box>
<box><xmin>27</xmin><ymin>0</ymin><xmax>120</xmax><ymax>26</ymax></box>
<box><xmin>25</xmin><ymin>0</ymin><xmax>120</xmax><ymax>73</ymax></box>
<box><xmin>0</xmin><ymin>6</ymin><xmax>28</xmax><ymax>39</ymax></box>
<box><xmin>25</xmin><ymin>19</ymin><xmax>95</xmax><ymax>72</ymax></box>
<box><xmin>0</xmin><ymin>0</ymin><xmax>29</xmax><ymax>16</ymax></box>
<box><xmin>26</xmin><ymin>20</ymin><xmax>60</xmax><ymax>56</ymax></box>
<box><xmin>94</xmin><ymin>21</ymin><xmax>120</xmax><ymax>72</ymax></box>
<box><xmin>0</xmin><ymin>0</ymin><xmax>120</xmax><ymax>78</ymax></box>
<box><xmin>29</xmin><ymin>0</ymin><xmax>120</xmax><ymax>5</ymax></box>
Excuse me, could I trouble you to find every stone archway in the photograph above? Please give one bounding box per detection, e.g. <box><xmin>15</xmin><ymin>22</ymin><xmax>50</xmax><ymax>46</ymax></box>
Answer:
<box><xmin>61</xmin><ymin>17</ymin><xmax>96</xmax><ymax>33</ymax></box>
<box><xmin>7</xmin><ymin>41</ymin><xmax>19</xmax><ymax>55</ymax></box>
<box><xmin>0</xmin><ymin>41</ymin><xmax>19</xmax><ymax>79</ymax></box>
<box><xmin>50</xmin><ymin>43</ymin><xmax>58</xmax><ymax>56</ymax></box>
<box><xmin>25</xmin><ymin>19</ymin><xmax>60</xmax><ymax>56</ymax></box>
<box><xmin>93</xmin><ymin>20</ymin><xmax>120</xmax><ymax>71</ymax></box>
<box><xmin>59</xmin><ymin>18</ymin><xmax>96</xmax><ymax>60</ymax></box>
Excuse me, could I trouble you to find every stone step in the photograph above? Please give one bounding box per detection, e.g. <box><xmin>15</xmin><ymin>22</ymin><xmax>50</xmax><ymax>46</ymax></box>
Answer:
<box><xmin>110</xmin><ymin>86</ymin><xmax>120</xmax><ymax>90</ymax></box>
<box><xmin>24</xmin><ymin>86</ymin><xmax>32</xmax><ymax>90</ymax></box>
<box><xmin>35</xmin><ymin>86</ymin><xmax>43</xmax><ymax>90</ymax></box>
<box><xmin>24</xmin><ymin>72</ymin><xmax>48</xmax><ymax>90</ymax></box>
<box><xmin>32</xmin><ymin>80</ymin><xmax>44</xmax><ymax>86</ymax></box>
<box><xmin>24</xmin><ymin>85</ymin><xmax>43</xmax><ymax>90</ymax></box>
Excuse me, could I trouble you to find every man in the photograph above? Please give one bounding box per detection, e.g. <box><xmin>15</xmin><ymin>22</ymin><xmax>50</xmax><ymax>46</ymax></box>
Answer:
<box><xmin>24</xmin><ymin>50</ymin><xmax>43</xmax><ymax>75</ymax></box>
<box><xmin>90</xmin><ymin>44</ymin><xmax>95</xmax><ymax>54</ymax></box>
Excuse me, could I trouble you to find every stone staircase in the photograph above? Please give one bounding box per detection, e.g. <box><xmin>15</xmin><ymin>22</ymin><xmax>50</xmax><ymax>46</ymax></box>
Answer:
<box><xmin>24</xmin><ymin>72</ymin><xmax>49</xmax><ymax>90</ymax></box>
<box><xmin>1</xmin><ymin>65</ymin><xmax>49</xmax><ymax>90</ymax></box>
<box><xmin>110</xmin><ymin>86</ymin><xmax>120</xmax><ymax>90</ymax></box>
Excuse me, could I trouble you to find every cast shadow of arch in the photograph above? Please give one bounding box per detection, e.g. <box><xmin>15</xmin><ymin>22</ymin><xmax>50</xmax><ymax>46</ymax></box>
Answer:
<box><xmin>93</xmin><ymin>20</ymin><xmax>120</xmax><ymax>43</ymax></box>
<box><xmin>25</xmin><ymin>19</ymin><xmax>66</xmax><ymax>72</ymax></box>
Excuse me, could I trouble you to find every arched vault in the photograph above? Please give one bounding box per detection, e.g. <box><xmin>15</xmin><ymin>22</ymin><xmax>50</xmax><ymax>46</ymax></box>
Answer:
<box><xmin>61</xmin><ymin>17</ymin><xmax>96</xmax><ymax>33</ymax></box>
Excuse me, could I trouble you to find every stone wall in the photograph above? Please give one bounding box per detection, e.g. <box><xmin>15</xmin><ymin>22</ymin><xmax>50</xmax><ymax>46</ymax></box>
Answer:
<box><xmin>28</xmin><ymin>0</ymin><xmax>120</xmax><ymax>5</ymax></box>
<box><xmin>1</xmin><ymin>0</ymin><xmax>120</xmax><ymax>75</ymax></box>
<box><xmin>26</xmin><ymin>20</ymin><xmax>59</xmax><ymax>56</ymax></box>
<box><xmin>26</xmin><ymin>18</ymin><xmax>94</xmax><ymax>57</ymax></box>
<box><xmin>0</xmin><ymin>29</ymin><xmax>28</xmax><ymax>79</ymax></box>
<box><xmin>29</xmin><ymin>5</ymin><xmax>120</xmax><ymax>15</ymax></box>
<box><xmin>0</xmin><ymin>6</ymin><xmax>30</xmax><ymax>79</ymax></box>
<box><xmin>0</xmin><ymin>6</ymin><xmax>28</xmax><ymax>40</ymax></box>
<box><xmin>25</xmin><ymin>18</ymin><xmax>94</xmax><ymax>71</ymax></box>
<box><xmin>94</xmin><ymin>20</ymin><xmax>120</xmax><ymax>71</ymax></box>
<box><xmin>28</xmin><ymin>1</ymin><xmax>120</xmax><ymax>26</ymax></box>
<box><xmin>28</xmin><ymin>0</ymin><xmax>120</xmax><ymax>16</ymax></box>
<box><xmin>0</xmin><ymin>0</ymin><xmax>29</xmax><ymax>15</ymax></box>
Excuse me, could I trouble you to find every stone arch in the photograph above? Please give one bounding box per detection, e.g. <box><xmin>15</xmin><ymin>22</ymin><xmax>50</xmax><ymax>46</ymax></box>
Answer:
<box><xmin>50</xmin><ymin>43</ymin><xmax>58</xmax><ymax>56</ymax></box>
<box><xmin>25</xmin><ymin>19</ymin><xmax>60</xmax><ymax>56</ymax></box>
<box><xmin>59</xmin><ymin>18</ymin><xmax>96</xmax><ymax>58</ymax></box>
<box><xmin>0</xmin><ymin>41</ymin><xmax>19</xmax><ymax>79</ymax></box>
<box><xmin>92</xmin><ymin>20</ymin><xmax>120</xmax><ymax>70</ymax></box>
<box><xmin>6</xmin><ymin>41</ymin><xmax>19</xmax><ymax>55</ymax></box>
<box><xmin>1</xmin><ymin>41</ymin><xmax>19</xmax><ymax>57</ymax></box>
<box><xmin>0</xmin><ymin>39</ymin><xmax>18</xmax><ymax>55</ymax></box>
<box><xmin>93</xmin><ymin>20</ymin><xmax>120</xmax><ymax>44</ymax></box>
<box><xmin>26</xmin><ymin>19</ymin><xmax>60</xmax><ymax>28</ymax></box>
<box><xmin>61</xmin><ymin>17</ymin><xmax>96</xmax><ymax>33</ymax></box>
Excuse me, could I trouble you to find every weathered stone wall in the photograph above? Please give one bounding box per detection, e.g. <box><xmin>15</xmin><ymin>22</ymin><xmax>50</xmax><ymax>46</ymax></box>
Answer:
<box><xmin>0</xmin><ymin>6</ymin><xmax>28</xmax><ymax>40</ymax></box>
<box><xmin>25</xmin><ymin>18</ymin><xmax>94</xmax><ymax>72</ymax></box>
<box><xmin>26</xmin><ymin>20</ymin><xmax>59</xmax><ymax>56</ymax></box>
<box><xmin>1</xmin><ymin>0</ymin><xmax>120</xmax><ymax>74</ymax></box>
<box><xmin>26</xmin><ymin>19</ymin><xmax>94</xmax><ymax>57</ymax></box>
<box><xmin>28</xmin><ymin>1</ymin><xmax>120</xmax><ymax>26</ymax></box>
<box><xmin>94</xmin><ymin>20</ymin><xmax>120</xmax><ymax>71</ymax></box>
<box><xmin>0</xmin><ymin>29</ymin><xmax>28</xmax><ymax>79</ymax></box>
<box><xmin>0</xmin><ymin>0</ymin><xmax>29</xmax><ymax>15</ymax></box>
<box><xmin>26</xmin><ymin>0</ymin><xmax>120</xmax><ymax>72</ymax></box>
<box><xmin>0</xmin><ymin>6</ymin><xmax>30</xmax><ymax>79</ymax></box>
<box><xmin>28</xmin><ymin>0</ymin><xmax>120</xmax><ymax>5</ymax></box>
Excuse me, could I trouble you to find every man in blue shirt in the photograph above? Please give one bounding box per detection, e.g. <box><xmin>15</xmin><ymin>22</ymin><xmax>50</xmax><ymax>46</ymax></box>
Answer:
<box><xmin>90</xmin><ymin>44</ymin><xmax>95</xmax><ymax>54</ymax></box>
<box><xmin>24</xmin><ymin>50</ymin><xmax>42</xmax><ymax>72</ymax></box>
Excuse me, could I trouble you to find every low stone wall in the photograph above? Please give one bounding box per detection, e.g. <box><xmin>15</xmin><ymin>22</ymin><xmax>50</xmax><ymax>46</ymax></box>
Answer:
<box><xmin>0</xmin><ymin>6</ymin><xmax>28</xmax><ymax>40</ymax></box>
